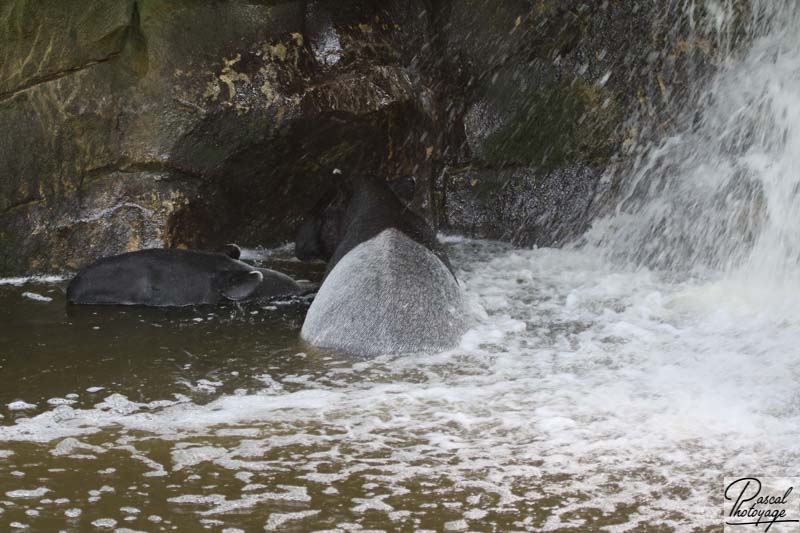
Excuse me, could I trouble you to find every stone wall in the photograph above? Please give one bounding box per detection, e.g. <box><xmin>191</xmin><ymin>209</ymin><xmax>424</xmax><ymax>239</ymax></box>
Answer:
<box><xmin>431</xmin><ymin>0</ymin><xmax>739</xmax><ymax>246</ymax></box>
<box><xmin>0</xmin><ymin>0</ymin><xmax>434</xmax><ymax>274</ymax></box>
<box><xmin>0</xmin><ymin>0</ymin><xmax>746</xmax><ymax>274</ymax></box>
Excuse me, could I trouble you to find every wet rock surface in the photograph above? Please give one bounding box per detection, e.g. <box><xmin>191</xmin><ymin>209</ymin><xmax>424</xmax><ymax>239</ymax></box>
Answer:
<box><xmin>442</xmin><ymin>165</ymin><xmax>597</xmax><ymax>247</ymax></box>
<box><xmin>0</xmin><ymin>0</ymin><xmax>431</xmax><ymax>274</ymax></box>
<box><xmin>0</xmin><ymin>0</ymin><xmax>742</xmax><ymax>274</ymax></box>
<box><xmin>431</xmin><ymin>0</ymin><xmax>740</xmax><ymax>244</ymax></box>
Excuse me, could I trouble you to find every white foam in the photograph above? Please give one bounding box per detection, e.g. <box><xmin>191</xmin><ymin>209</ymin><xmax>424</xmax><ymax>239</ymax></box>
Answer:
<box><xmin>264</xmin><ymin>510</ymin><xmax>320</xmax><ymax>531</ymax></box>
<box><xmin>21</xmin><ymin>292</ymin><xmax>52</xmax><ymax>302</ymax></box>
<box><xmin>178</xmin><ymin>379</ymin><xmax>223</xmax><ymax>394</ymax></box>
<box><xmin>239</xmin><ymin>243</ymin><xmax>295</xmax><ymax>262</ymax></box>
<box><xmin>169</xmin><ymin>486</ymin><xmax>309</xmax><ymax>516</ymax></box>
<box><xmin>7</xmin><ymin>401</ymin><xmax>37</xmax><ymax>411</ymax></box>
<box><xmin>351</xmin><ymin>496</ymin><xmax>393</xmax><ymax>514</ymax></box>
<box><xmin>0</xmin><ymin>275</ymin><xmax>65</xmax><ymax>286</ymax></box>
<box><xmin>464</xmin><ymin>509</ymin><xmax>487</xmax><ymax>520</ymax></box>
<box><xmin>90</xmin><ymin>518</ymin><xmax>117</xmax><ymax>528</ymax></box>
<box><xmin>234</xmin><ymin>472</ymin><xmax>253</xmax><ymax>483</ymax></box>
<box><xmin>172</xmin><ymin>446</ymin><xmax>228</xmax><ymax>471</ymax></box>
<box><xmin>444</xmin><ymin>520</ymin><xmax>467</xmax><ymax>531</ymax></box>
<box><xmin>6</xmin><ymin>488</ymin><xmax>49</xmax><ymax>499</ymax></box>
<box><xmin>46</xmin><ymin>398</ymin><xmax>76</xmax><ymax>406</ymax></box>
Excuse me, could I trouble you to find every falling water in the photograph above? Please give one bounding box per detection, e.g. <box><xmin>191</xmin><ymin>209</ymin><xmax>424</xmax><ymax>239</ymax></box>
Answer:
<box><xmin>592</xmin><ymin>0</ymin><xmax>800</xmax><ymax>286</ymax></box>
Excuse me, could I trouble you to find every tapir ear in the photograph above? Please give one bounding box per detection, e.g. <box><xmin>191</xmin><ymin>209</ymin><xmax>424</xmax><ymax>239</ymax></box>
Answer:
<box><xmin>222</xmin><ymin>243</ymin><xmax>241</xmax><ymax>260</ymax></box>
<box><xmin>222</xmin><ymin>270</ymin><xmax>263</xmax><ymax>301</ymax></box>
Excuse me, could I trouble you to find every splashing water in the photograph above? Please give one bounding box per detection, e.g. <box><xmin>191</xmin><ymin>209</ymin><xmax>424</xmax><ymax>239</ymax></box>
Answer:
<box><xmin>591</xmin><ymin>0</ymin><xmax>800</xmax><ymax>286</ymax></box>
<box><xmin>2</xmin><ymin>238</ymin><xmax>800</xmax><ymax>530</ymax></box>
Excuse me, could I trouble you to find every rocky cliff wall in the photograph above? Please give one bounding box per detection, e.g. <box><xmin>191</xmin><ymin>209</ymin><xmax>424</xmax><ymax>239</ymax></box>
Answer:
<box><xmin>0</xmin><ymin>0</ymin><xmax>745</xmax><ymax>274</ymax></box>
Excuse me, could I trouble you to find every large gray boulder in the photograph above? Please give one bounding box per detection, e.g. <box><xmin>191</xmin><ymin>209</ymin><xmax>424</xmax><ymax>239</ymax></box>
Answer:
<box><xmin>301</xmin><ymin>228</ymin><xmax>468</xmax><ymax>356</ymax></box>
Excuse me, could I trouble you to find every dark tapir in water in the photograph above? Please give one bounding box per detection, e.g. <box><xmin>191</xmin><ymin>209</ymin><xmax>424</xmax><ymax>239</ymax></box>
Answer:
<box><xmin>296</xmin><ymin>174</ymin><xmax>469</xmax><ymax>356</ymax></box>
<box><xmin>67</xmin><ymin>247</ymin><xmax>304</xmax><ymax>307</ymax></box>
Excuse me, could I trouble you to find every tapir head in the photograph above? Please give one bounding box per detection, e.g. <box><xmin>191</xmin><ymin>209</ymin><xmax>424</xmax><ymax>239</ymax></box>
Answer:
<box><xmin>294</xmin><ymin>173</ymin><xmax>416</xmax><ymax>262</ymax></box>
<box><xmin>219</xmin><ymin>270</ymin><xmax>264</xmax><ymax>301</ymax></box>
<box><xmin>295</xmin><ymin>188</ymin><xmax>347</xmax><ymax>262</ymax></box>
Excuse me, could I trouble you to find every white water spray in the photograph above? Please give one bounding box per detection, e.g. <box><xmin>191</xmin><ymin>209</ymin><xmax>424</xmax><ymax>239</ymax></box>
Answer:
<box><xmin>591</xmin><ymin>1</ymin><xmax>800</xmax><ymax>287</ymax></box>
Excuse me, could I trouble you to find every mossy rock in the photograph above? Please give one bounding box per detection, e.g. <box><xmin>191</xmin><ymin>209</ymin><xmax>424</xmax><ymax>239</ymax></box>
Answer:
<box><xmin>482</xmin><ymin>77</ymin><xmax>619</xmax><ymax>169</ymax></box>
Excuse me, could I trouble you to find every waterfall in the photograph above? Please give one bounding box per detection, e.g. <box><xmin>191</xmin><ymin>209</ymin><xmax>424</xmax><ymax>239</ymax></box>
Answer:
<box><xmin>589</xmin><ymin>0</ymin><xmax>800</xmax><ymax>286</ymax></box>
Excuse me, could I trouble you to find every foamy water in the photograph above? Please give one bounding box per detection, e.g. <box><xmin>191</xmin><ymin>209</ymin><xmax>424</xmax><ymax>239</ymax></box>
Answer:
<box><xmin>2</xmin><ymin>239</ymin><xmax>798</xmax><ymax>530</ymax></box>
<box><xmin>0</xmin><ymin>275</ymin><xmax>65</xmax><ymax>286</ymax></box>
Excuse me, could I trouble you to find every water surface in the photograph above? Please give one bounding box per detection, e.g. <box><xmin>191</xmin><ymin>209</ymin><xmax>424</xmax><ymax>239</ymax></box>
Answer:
<box><xmin>2</xmin><ymin>241</ymin><xmax>797</xmax><ymax>531</ymax></box>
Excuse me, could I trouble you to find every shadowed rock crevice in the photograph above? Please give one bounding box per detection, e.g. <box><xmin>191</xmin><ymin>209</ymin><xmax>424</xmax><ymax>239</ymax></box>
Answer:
<box><xmin>79</xmin><ymin>160</ymin><xmax>205</xmax><ymax>186</ymax></box>
<box><xmin>164</xmin><ymin>100</ymin><xmax>428</xmax><ymax>251</ymax></box>
<box><xmin>0</xmin><ymin>53</ymin><xmax>121</xmax><ymax>102</ymax></box>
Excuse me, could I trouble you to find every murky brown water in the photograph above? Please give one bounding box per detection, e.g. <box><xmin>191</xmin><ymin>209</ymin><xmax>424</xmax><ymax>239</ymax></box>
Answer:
<box><xmin>1</xmin><ymin>242</ymin><xmax>789</xmax><ymax>531</ymax></box>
